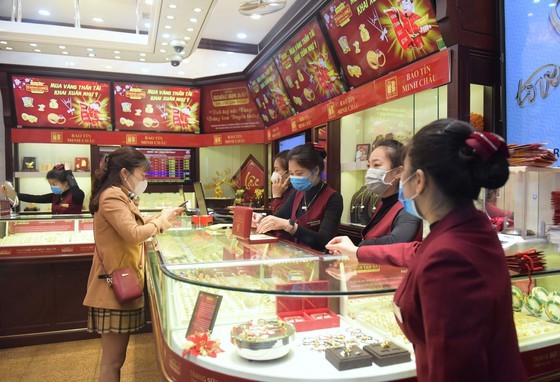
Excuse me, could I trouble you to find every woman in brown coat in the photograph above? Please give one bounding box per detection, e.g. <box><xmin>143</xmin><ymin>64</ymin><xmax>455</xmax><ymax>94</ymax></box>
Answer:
<box><xmin>83</xmin><ymin>146</ymin><xmax>182</xmax><ymax>382</ymax></box>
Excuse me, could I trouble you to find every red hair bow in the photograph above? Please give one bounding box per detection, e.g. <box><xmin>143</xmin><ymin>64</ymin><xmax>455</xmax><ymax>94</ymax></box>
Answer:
<box><xmin>306</xmin><ymin>142</ymin><xmax>325</xmax><ymax>153</ymax></box>
<box><xmin>465</xmin><ymin>132</ymin><xmax>509</xmax><ymax>161</ymax></box>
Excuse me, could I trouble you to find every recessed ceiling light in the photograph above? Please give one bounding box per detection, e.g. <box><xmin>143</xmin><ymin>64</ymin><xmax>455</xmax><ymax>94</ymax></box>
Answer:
<box><xmin>34</xmin><ymin>49</ymin><xmax>41</xmax><ymax>52</ymax></box>
<box><xmin>184</xmin><ymin>36</ymin><xmax>191</xmax><ymax>41</ymax></box>
<box><xmin>5</xmin><ymin>47</ymin><xmax>12</xmax><ymax>50</ymax></box>
<box><xmin>30</xmin><ymin>43</ymin><xmax>38</xmax><ymax>47</ymax></box>
<box><xmin>528</xmin><ymin>12</ymin><xmax>534</xmax><ymax>16</ymax></box>
<box><xmin>38</xmin><ymin>10</ymin><xmax>51</xmax><ymax>16</ymax></box>
<box><xmin>92</xmin><ymin>17</ymin><xmax>104</xmax><ymax>23</ymax></box>
<box><xmin>88</xmin><ymin>53</ymin><xmax>95</xmax><ymax>57</ymax></box>
<box><xmin>62</xmin><ymin>51</ymin><xmax>68</xmax><ymax>54</ymax></box>
<box><xmin>105</xmin><ymin>65</ymin><xmax>112</xmax><ymax>69</ymax></box>
<box><xmin>189</xmin><ymin>18</ymin><xmax>197</xmax><ymax>23</ymax></box>
<box><xmin>115</xmin><ymin>56</ymin><xmax>121</xmax><ymax>59</ymax></box>
<box><xmin>549</xmin><ymin>2</ymin><xmax>555</xmax><ymax>6</ymax></box>
<box><xmin>187</xmin><ymin>28</ymin><xmax>194</xmax><ymax>32</ymax></box>
<box><xmin>58</xmin><ymin>45</ymin><xmax>65</xmax><ymax>49</ymax></box>
<box><xmin>159</xmin><ymin>49</ymin><xmax>166</xmax><ymax>53</ymax></box>
<box><xmin>140</xmin><ymin>53</ymin><xmax>147</xmax><ymax>57</ymax></box>
<box><xmin>114</xmin><ymin>50</ymin><xmax>120</xmax><ymax>54</ymax></box>
<box><xmin>227</xmin><ymin>51</ymin><xmax>235</xmax><ymax>55</ymax></box>
<box><xmin>270</xmin><ymin>2</ymin><xmax>281</xmax><ymax>6</ymax></box>
<box><xmin>140</xmin><ymin>58</ymin><xmax>146</xmax><ymax>62</ymax></box>
<box><xmin>0</xmin><ymin>41</ymin><xmax>7</xmax><ymax>44</ymax></box>
<box><xmin>251</xmin><ymin>14</ymin><xmax>262</xmax><ymax>20</ymax></box>
<box><xmin>86</xmin><ymin>48</ymin><xmax>94</xmax><ymax>52</ymax></box>
<box><xmin>236</xmin><ymin>33</ymin><xmax>247</xmax><ymax>39</ymax></box>
<box><xmin>164</xmin><ymin>25</ymin><xmax>172</xmax><ymax>29</ymax></box>
<box><xmin>169</xmin><ymin>4</ymin><xmax>177</xmax><ymax>9</ymax></box>
<box><xmin>162</xmin><ymin>33</ymin><xmax>170</xmax><ymax>38</ymax></box>
<box><xmin>533</xmin><ymin>0</ymin><xmax>541</xmax><ymax>2</ymax></box>
<box><xmin>193</xmin><ymin>7</ymin><xmax>202</xmax><ymax>12</ymax></box>
<box><xmin>166</xmin><ymin>15</ymin><xmax>175</xmax><ymax>20</ymax></box>
<box><xmin>144</xmin><ymin>22</ymin><xmax>151</xmax><ymax>28</ymax></box>
<box><xmin>161</xmin><ymin>42</ymin><xmax>168</xmax><ymax>46</ymax></box>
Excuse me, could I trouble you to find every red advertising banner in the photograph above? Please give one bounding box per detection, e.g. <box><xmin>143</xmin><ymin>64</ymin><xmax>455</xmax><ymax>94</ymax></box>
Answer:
<box><xmin>11</xmin><ymin>127</ymin><xmax>266</xmax><ymax>148</ymax></box>
<box><xmin>12</xmin><ymin>76</ymin><xmax>111</xmax><ymax>129</ymax></box>
<box><xmin>247</xmin><ymin>60</ymin><xmax>295</xmax><ymax>126</ymax></box>
<box><xmin>321</xmin><ymin>0</ymin><xmax>445</xmax><ymax>88</ymax></box>
<box><xmin>113</xmin><ymin>83</ymin><xmax>200</xmax><ymax>133</ymax></box>
<box><xmin>274</xmin><ymin>19</ymin><xmax>346</xmax><ymax>112</ymax></box>
<box><xmin>202</xmin><ymin>81</ymin><xmax>264</xmax><ymax>133</ymax></box>
<box><xmin>265</xmin><ymin>49</ymin><xmax>450</xmax><ymax>142</ymax></box>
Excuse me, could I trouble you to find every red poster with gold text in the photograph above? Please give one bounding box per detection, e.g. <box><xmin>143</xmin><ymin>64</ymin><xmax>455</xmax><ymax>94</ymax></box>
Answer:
<box><xmin>12</xmin><ymin>76</ymin><xmax>111</xmax><ymax>129</ymax></box>
<box><xmin>274</xmin><ymin>19</ymin><xmax>346</xmax><ymax>112</ymax></box>
<box><xmin>247</xmin><ymin>60</ymin><xmax>295</xmax><ymax>127</ymax></box>
<box><xmin>321</xmin><ymin>0</ymin><xmax>445</xmax><ymax>88</ymax></box>
<box><xmin>114</xmin><ymin>83</ymin><xmax>200</xmax><ymax>133</ymax></box>
<box><xmin>202</xmin><ymin>81</ymin><xmax>264</xmax><ymax>133</ymax></box>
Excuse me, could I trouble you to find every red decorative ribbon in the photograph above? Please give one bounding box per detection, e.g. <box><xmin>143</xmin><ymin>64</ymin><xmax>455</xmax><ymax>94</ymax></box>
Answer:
<box><xmin>465</xmin><ymin>132</ymin><xmax>510</xmax><ymax>161</ymax></box>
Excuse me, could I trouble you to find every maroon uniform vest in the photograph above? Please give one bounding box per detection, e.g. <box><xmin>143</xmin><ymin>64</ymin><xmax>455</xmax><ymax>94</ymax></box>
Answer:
<box><xmin>362</xmin><ymin>200</ymin><xmax>422</xmax><ymax>242</ymax></box>
<box><xmin>52</xmin><ymin>191</ymin><xmax>82</xmax><ymax>214</ymax></box>
<box><xmin>276</xmin><ymin>184</ymin><xmax>336</xmax><ymax>243</ymax></box>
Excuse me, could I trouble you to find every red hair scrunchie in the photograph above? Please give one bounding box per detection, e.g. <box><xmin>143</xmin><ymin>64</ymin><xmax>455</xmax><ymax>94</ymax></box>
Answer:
<box><xmin>465</xmin><ymin>131</ymin><xmax>509</xmax><ymax>161</ymax></box>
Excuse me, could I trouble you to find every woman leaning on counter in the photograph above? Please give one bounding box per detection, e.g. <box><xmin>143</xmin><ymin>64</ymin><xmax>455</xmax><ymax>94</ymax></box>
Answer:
<box><xmin>327</xmin><ymin>119</ymin><xmax>527</xmax><ymax>381</ymax></box>
<box><xmin>1</xmin><ymin>164</ymin><xmax>85</xmax><ymax>213</ymax></box>
<box><xmin>256</xmin><ymin>143</ymin><xmax>343</xmax><ymax>251</ymax></box>
<box><xmin>83</xmin><ymin>146</ymin><xmax>182</xmax><ymax>382</ymax></box>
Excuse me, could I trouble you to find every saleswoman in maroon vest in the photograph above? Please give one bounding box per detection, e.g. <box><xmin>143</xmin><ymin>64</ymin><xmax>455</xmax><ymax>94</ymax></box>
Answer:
<box><xmin>360</xmin><ymin>139</ymin><xmax>422</xmax><ymax>245</ymax></box>
<box><xmin>256</xmin><ymin>143</ymin><xmax>343</xmax><ymax>251</ymax></box>
<box><xmin>2</xmin><ymin>164</ymin><xmax>85</xmax><ymax>214</ymax></box>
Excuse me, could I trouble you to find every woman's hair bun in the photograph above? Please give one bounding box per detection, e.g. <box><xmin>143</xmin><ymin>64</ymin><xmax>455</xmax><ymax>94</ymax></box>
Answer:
<box><xmin>306</xmin><ymin>142</ymin><xmax>327</xmax><ymax>159</ymax></box>
<box><xmin>474</xmin><ymin>154</ymin><xmax>510</xmax><ymax>190</ymax></box>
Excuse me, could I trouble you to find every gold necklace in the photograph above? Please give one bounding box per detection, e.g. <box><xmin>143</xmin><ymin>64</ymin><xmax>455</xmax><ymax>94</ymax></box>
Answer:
<box><xmin>302</xmin><ymin>182</ymin><xmax>325</xmax><ymax>211</ymax></box>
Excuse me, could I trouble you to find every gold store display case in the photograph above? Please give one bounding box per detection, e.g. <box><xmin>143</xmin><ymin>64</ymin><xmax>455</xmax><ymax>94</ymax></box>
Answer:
<box><xmin>0</xmin><ymin>213</ymin><xmax>94</xmax><ymax>258</ymax></box>
<box><xmin>0</xmin><ymin>214</ymin><xmax>95</xmax><ymax>347</ymax></box>
<box><xmin>146</xmin><ymin>222</ymin><xmax>560</xmax><ymax>381</ymax></box>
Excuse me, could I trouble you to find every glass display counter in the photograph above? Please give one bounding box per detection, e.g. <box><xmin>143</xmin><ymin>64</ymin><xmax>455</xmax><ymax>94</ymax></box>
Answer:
<box><xmin>0</xmin><ymin>214</ymin><xmax>96</xmax><ymax>348</ymax></box>
<box><xmin>146</xmin><ymin>224</ymin><xmax>560</xmax><ymax>381</ymax></box>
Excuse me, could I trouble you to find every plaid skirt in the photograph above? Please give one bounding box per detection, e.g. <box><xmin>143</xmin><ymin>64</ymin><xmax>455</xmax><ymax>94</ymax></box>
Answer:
<box><xmin>87</xmin><ymin>307</ymin><xmax>145</xmax><ymax>334</ymax></box>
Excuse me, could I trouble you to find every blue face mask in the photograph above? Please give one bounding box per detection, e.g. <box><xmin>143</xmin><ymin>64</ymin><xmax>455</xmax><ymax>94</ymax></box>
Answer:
<box><xmin>398</xmin><ymin>172</ymin><xmax>422</xmax><ymax>219</ymax></box>
<box><xmin>51</xmin><ymin>186</ymin><xmax>62</xmax><ymax>195</ymax></box>
<box><xmin>290</xmin><ymin>170</ymin><xmax>316</xmax><ymax>192</ymax></box>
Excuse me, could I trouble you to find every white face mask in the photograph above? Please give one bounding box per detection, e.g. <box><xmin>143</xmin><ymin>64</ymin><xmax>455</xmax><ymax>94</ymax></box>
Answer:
<box><xmin>365</xmin><ymin>168</ymin><xmax>395</xmax><ymax>195</ymax></box>
<box><xmin>125</xmin><ymin>173</ymin><xmax>148</xmax><ymax>196</ymax></box>
<box><xmin>270</xmin><ymin>172</ymin><xmax>282</xmax><ymax>183</ymax></box>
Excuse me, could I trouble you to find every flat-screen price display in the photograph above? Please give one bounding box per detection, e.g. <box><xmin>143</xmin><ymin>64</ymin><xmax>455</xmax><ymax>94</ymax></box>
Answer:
<box><xmin>321</xmin><ymin>0</ymin><xmax>444</xmax><ymax>88</ymax></box>
<box><xmin>273</xmin><ymin>19</ymin><xmax>346</xmax><ymax>112</ymax></box>
<box><xmin>137</xmin><ymin>148</ymin><xmax>193</xmax><ymax>184</ymax></box>
<box><xmin>12</xmin><ymin>76</ymin><xmax>111</xmax><ymax>129</ymax></box>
